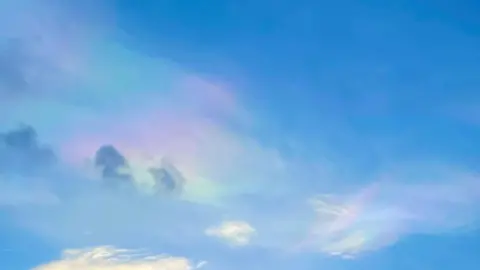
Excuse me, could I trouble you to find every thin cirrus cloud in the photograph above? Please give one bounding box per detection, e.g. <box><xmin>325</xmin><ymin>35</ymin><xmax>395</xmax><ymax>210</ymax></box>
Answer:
<box><xmin>205</xmin><ymin>221</ymin><xmax>256</xmax><ymax>246</ymax></box>
<box><xmin>299</xmin><ymin>168</ymin><xmax>480</xmax><ymax>258</ymax></box>
<box><xmin>33</xmin><ymin>246</ymin><xmax>206</xmax><ymax>270</ymax></box>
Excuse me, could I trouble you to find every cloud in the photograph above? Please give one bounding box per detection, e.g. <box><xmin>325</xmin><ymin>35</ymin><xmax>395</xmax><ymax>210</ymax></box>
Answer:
<box><xmin>92</xmin><ymin>144</ymin><xmax>187</xmax><ymax>196</ymax></box>
<box><xmin>57</xmin><ymin>102</ymin><xmax>287</xmax><ymax>205</ymax></box>
<box><xmin>0</xmin><ymin>125</ymin><xmax>59</xmax><ymax>206</ymax></box>
<box><xmin>11</xmin><ymin>177</ymin><xmax>221</xmax><ymax>248</ymax></box>
<box><xmin>0</xmin><ymin>126</ymin><xmax>216</xmax><ymax>247</ymax></box>
<box><xmin>300</xmin><ymin>169</ymin><xmax>480</xmax><ymax>258</ymax></box>
<box><xmin>94</xmin><ymin>144</ymin><xmax>133</xmax><ymax>189</ymax></box>
<box><xmin>0</xmin><ymin>0</ymin><xmax>290</xmax><ymax>209</ymax></box>
<box><xmin>94</xmin><ymin>145</ymin><xmax>128</xmax><ymax>177</ymax></box>
<box><xmin>0</xmin><ymin>125</ymin><xmax>55</xmax><ymax>174</ymax></box>
<box><xmin>33</xmin><ymin>246</ymin><xmax>203</xmax><ymax>270</ymax></box>
<box><xmin>0</xmin><ymin>7</ymin><xmax>292</xmax><ymax>248</ymax></box>
<box><xmin>205</xmin><ymin>221</ymin><xmax>256</xmax><ymax>246</ymax></box>
<box><xmin>148</xmin><ymin>158</ymin><xmax>186</xmax><ymax>197</ymax></box>
<box><xmin>4</xmin><ymin>1</ymin><xmax>480</xmax><ymax>263</ymax></box>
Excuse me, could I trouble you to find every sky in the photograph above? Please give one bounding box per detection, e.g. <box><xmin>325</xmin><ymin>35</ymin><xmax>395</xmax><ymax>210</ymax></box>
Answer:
<box><xmin>0</xmin><ymin>0</ymin><xmax>479</xmax><ymax>269</ymax></box>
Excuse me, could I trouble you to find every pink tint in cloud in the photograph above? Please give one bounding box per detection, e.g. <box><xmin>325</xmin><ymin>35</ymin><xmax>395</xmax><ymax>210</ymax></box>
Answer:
<box><xmin>60</xmin><ymin>110</ymin><xmax>200</xmax><ymax>164</ymax></box>
<box><xmin>173</xmin><ymin>75</ymin><xmax>252</xmax><ymax>126</ymax></box>
<box><xmin>57</xmin><ymin>100</ymin><xmax>247</xmax><ymax>187</ymax></box>
<box><xmin>179</xmin><ymin>75</ymin><xmax>238</xmax><ymax>114</ymax></box>
<box><xmin>57</xmin><ymin>68</ymin><xmax>255</xmax><ymax>177</ymax></box>
<box><xmin>55</xmin><ymin>78</ymin><xmax>284</xmax><ymax>204</ymax></box>
<box><xmin>299</xmin><ymin>169</ymin><xmax>480</xmax><ymax>258</ymax></box>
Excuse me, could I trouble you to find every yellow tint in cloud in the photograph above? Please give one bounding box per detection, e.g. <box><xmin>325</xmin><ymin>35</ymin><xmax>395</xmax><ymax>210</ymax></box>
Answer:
<box><xmin>33</xmin><ymin>246</ymin><xmax>205</xmax><ymax>270</ymax></box>
<box><xmin>205</xmin><ymin>221</ymin><xmax>256</xmax><ymax>246</ymax></box>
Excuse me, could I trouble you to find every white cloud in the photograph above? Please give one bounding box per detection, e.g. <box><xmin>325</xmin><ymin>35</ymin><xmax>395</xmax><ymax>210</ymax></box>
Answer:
<box><xmin>33</xmin><ymin>246</ymin><xmax>203</xmax><ymax>270</ymax></box>
<box><xmin>205</xmin><ymin>221</ymin><xmax>256</xmax><ymax>246</ymax></box>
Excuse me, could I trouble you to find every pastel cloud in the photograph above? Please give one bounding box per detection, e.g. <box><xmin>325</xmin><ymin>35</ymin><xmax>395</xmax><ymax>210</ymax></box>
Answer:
<box><xmin>0</xmin><ymin>124</ymin><xmax>278</xmax><ymax>249</ymax></box>
<box><xmin>51</xmin><ymin>63</ymin><xmax>285</xmax><ymax>206</ymax></box>
<box><xmin>33</xmin><ymin>246</ymin><xmax>204</xmax><ymax>270</ymax></box>
<box><xmin>300</xmin><ymin>168</ymin><xmax>480</xmax><ymax>258</ymax></box>
<box><xmin>0</xmin><ymin>0</ymin><xmax>286</xmax><ymax>209</ymax></box>
<box><xmin>205</xmin><ymin>221</ymin><xmax>256</xmax><ymax>246</ymax></box>
<box><xmin>59</xmin><ymin>111</ymin><xmax>286</xmax><ymax>205</ymax></box>
<box><xmin>0</xmin><ymin>1</ymin><xmax>281</xmax><ymax>206</ymax></box>
<box><xmin>3</xmin><ymin>0</ymin><xmax>480</xmax><ymax>264</ymax></box>
<box><xmin>0</xmin><ymin>1</ymin><xmax>292</xmax><ymax>251</ymax></box>
<box><xmin>0</xmin><ymin>128</ymin><xmax>217</xmax><ymax>248</ymax></box>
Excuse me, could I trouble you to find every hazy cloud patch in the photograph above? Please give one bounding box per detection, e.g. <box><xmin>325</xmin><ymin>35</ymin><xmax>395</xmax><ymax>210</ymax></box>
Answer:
<box><xmin>206</xmin><ymin>221</ymin><xmax>256</xmax><ymax>246</ymax></box>
<box><xmin>0</xmin><ymin>125</ymin><xmax>55</xmax><ymax>174</ymax></box>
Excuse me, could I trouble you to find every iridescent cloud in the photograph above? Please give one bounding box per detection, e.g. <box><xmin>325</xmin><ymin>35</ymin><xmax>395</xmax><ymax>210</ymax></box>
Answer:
<box><xmin>1</xmin><ymin>0</ymin><xmax>284</xmax><ymax>206</ymax></box>
<box><xmin>299</xmin><ymin>168</ymin><xmax>480</xmax><ymax>258</ymax></box>
<box><xmin>2</xmin><ymin>0</ymin><xmax>480</xmax><ymax>262</ymax></box>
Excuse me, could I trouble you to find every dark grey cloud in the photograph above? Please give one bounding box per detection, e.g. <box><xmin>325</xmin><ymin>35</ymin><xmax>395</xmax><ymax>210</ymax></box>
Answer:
<box><xmin>93</xmin><ymin>144</ymin><xmax>186</xmax><ymax>196</ymax></box>
<box><xmin>150</xmin><ymin>159</ymin><xmax>186</xmax><ymax>197</ymax></box>
<box><xmin>94</xmin><ymin>145</ymin><xmax>132</xmax><ymax>189</ymax></box>
<box><xmin>0</xmin><ymin>125</ymin><xmax>55</xmax><ymax>174</ymax></box>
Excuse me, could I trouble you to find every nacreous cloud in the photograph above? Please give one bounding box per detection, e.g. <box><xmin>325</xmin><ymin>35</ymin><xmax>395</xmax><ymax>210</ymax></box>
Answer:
<box><xmin>33</xmin><ymin>246</ymin><xmax>205</xmax><ymax>270</ymax></box>
<box><xmin>301</xmin><ymin>170</ymin><xmax>480</xmax><ymax>258</ymax></box>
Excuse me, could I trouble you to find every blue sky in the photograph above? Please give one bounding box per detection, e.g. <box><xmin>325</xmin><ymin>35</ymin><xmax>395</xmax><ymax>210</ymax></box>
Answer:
<box><xmin>1</xmin><ymin>0</ymin><xmax>480</xmax><ymax>269</ymax></box>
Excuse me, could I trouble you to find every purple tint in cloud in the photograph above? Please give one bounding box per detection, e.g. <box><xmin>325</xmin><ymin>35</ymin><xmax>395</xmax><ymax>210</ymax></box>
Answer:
<box><xmin>1</xmin><ymin>1</ymin><xmax>480</xmax><ymax>270</ymax></box>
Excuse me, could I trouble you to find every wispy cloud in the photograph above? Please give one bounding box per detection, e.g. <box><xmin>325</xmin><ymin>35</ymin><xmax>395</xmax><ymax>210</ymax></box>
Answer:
<box><xmin>33</xmin><ymin>246</ymin><xmax>203</xmax><ymax>270</ymax></box>
<box><xmin>299</xmin><ymin>168</ymin><xmax>480</xmax><ymax>258</ymax></box>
